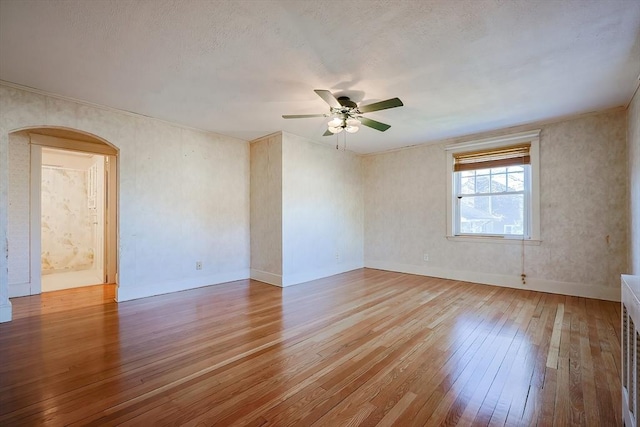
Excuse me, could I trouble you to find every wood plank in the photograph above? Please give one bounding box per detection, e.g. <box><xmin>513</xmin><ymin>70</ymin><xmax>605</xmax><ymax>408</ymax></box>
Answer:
<box><xmin>375</xmin><ymin>391</ymin><xmax>416</xmax><ymax>427</ymax></box>
<box><xmin>546</xmin><ymin>302</ymin><xmax>565</xmax><ymax>369</ymax></box>
<box><xmin>567</xmin><ymin>296</ymin><xmax>585</xmax><ymax>426</ymax></box>
<box><xmin>554</xmin><ymin>356</ymin><xmax>571</xmax><ymax>426</ymax></box>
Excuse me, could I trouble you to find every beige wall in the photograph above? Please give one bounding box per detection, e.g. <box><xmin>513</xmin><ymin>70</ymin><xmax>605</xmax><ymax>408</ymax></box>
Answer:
<box><xmin>629</xmin><ymin>88</ymin><xmax>640</xmax><ymax>275</ymax></box>
<box><xmin>282</xmin><ymin>132</ymin><xmax>364</xmax><ymax>285</ymax></box>
<box><xmin>364</xmin><ymin>109</ymin><xmax>627</xmax><ymax>301</ymax></box>
<box><xmin>7</xmin><ymin>132</ymin><xmax>30</xmax><ymax>286</ymax></box>
<box><xmin>250</xmin><ymin>132</ymin><xmax>364</xmax><ymax>286</ymax></box>
<box><xmin>250</xmin><ymin>133</ymin><xmax>283</xmax><ymax>279</ymax></box>
<box><xmin>0</xmin><ymin>84</ymin><xmax>250</xmax><ymax>308</ymax></box>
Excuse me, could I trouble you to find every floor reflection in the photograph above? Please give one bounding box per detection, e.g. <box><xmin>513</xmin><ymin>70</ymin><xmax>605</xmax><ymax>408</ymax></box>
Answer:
<box><xmin>2</xmin><ymin>284</ymin><xmax>121</xmax><ymax>424</ymax></box>
<box><xmin>445</xmin><ymin>313</ymin><xmax>536</xmax><ymax>421</ymax></box>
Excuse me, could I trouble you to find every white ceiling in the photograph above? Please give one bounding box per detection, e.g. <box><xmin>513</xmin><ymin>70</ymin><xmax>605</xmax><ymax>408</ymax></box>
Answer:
<box><xmin>1</xmin><ymin>0</ymin><xmax>639</xmax><ymax>154</ymax></box>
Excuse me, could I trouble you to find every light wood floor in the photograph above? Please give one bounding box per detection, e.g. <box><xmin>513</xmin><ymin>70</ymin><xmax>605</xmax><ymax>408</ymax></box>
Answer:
<box><xmin>0</xmin><ymin>269</ymin><xmax>622</xmax><ymax>426</ymax></box>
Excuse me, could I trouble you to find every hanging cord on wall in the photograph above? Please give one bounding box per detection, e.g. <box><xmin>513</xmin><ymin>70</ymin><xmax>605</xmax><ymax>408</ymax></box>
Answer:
<box><xmin>521</xmin><ymin>155</ymin><xmax>527</xmax><ymax>285</ymax></box>
<box><xmin>521</xmin><ymin>234</ymin><xmax>526</xmax><ymax>285</ymax></box>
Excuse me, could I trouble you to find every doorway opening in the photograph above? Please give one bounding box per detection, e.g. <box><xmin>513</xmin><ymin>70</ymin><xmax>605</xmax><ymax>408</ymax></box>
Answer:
<box><xmin>7</xmin><ymin>127</ymin><xmax>118</xmax><ymax>299</ymax></box>
<box><xmin>40</xmin><ymin>147</ymin><xmax>107</xmax><ymax>291</ymax></box>
<box><xmin>7</xmin><ymin>127</ymin><xmax>118</xmax><ymax>304</ymax></box>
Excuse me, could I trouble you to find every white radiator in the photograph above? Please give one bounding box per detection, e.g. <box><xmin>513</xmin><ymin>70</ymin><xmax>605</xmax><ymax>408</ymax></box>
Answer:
<box><xmin>623</xmin><ymin>274</ymin><xmax>640</xmax><ymax>427</ymax></box>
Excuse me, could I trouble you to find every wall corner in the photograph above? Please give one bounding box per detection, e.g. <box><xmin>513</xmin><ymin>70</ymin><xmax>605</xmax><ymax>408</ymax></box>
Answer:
<box><xmin>0</xmin><ymin>300</ymin><xmax>12</xmax><ymax>323</ymax></box>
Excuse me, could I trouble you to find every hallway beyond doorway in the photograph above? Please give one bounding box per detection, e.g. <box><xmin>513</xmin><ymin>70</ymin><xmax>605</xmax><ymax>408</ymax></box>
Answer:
<box><xmin>40</xmin><ymin>147</ymin><xmax>107</xmax><ymax>293</ymax></box>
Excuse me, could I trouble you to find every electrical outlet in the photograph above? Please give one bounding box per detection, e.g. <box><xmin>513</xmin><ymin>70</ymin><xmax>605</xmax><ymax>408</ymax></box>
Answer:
<box><xmin>423</xmin><ymin>253</ymin><xmax>429</xmax><ymax>262</ymax></box>
<box><xmin>196</xmin><ymin>261</ymin><xmax>203</xmax><ymax>270</ymax></box>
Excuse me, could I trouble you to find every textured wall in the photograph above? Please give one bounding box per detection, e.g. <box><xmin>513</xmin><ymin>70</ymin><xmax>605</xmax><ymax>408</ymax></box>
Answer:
<box><xmin>0</xmin><ymin>84</ymin><xmax>250</xmax><ymax>303</ymax></box>
<box><xmin>364</xmin><ymin>109</ymin><xmax>627</xmax><ymax>300</ymax></box>
<box><xmin>41</xmin><ymin>167</ymin><xmax>94</xmax><ymax>273</ymax></box>
<box><xmin>38</xmin><ymin>149</ymin><xmax>105</xmax><ymax>275</ymax></box>
<box><xmin>7</xmin><ymin>132</ymin><xmax>30</xmax><ymax>285</ymax></box>
<box><xmin>282</xmin><ymin>132</ymin><xmax>364</xmax><ymax>285</ymax></box>
<box><xmin>630</xmin><ymin>89</ymin><xmax>640</xmax><ymax>275</ymax></box>
<box><xmin>250</xmin><ymin>133</ymin><xmax>283</xmax><ymax>277</ymax></box>
<box><xmin>0</xmin><ymin>126</ymin><xmax>8</xmax><ymax>321</ymax></box>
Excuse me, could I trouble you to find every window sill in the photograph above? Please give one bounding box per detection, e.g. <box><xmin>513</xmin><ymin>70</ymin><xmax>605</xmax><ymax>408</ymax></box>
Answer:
<box><xmin>446</xmin><ymin>235</ymin><xmax>542</xmax><ymax>245</ymax></box>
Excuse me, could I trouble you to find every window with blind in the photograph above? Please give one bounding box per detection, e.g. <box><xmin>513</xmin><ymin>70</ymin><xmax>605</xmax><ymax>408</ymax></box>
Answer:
<box><xmin>446</xmin><ymin>131</ymin><xmax>540</xmax><ymax>240</ymax></box>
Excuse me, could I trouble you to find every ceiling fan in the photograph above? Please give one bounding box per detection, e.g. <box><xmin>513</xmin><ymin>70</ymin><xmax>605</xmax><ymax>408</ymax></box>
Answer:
<box><xmin>282</xmin><ymin>89</ymin><xmax>403</xmax><ymax>136</ymax></box>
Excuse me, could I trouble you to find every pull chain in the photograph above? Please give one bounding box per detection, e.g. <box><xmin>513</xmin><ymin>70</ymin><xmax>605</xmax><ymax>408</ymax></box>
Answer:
<box><xmin>335</xmin><ymin>131</ymin><xmax>348</xmax><ymax>151</ymax></box>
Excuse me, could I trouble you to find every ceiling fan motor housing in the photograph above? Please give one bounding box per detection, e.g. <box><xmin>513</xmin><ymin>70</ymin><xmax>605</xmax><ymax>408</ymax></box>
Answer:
<box><xmin>337</xmin><ymin>96</ymin><xmax>358</xmax><ymax>109</ymax></box>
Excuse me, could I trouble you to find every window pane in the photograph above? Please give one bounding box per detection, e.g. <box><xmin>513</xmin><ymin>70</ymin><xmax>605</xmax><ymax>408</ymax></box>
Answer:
<box><xmin>460</xmin><ymin>176</ymin><xmax>475</xmax><ymax>194</ymax></box>
<box><xmin>461</xmin><ymin>170</ymin><xmax>476</xmax><ymax>177</ymax></box>
<box><xmin>507</xmin><ymin>166</ymin><xmax>524</xmax><ymax>172</ymax></box>
<box><xmin>476</xmin><ymin>175</ymin><xmax>490</xmax><ymax>193</ymax></box>
<box><xmin>491</xmin><ymin>173</ymin><xmax>506</xmax><ymax>193</ymax></box>
<box><xmin>491</xmin><ymin>167</ymin><xmax>506</xmax><ymax>173</ymax></box>
<box><xmin>507</xmin><ymin>171</ymin><xmax>524</xmax><ymax>191</ymax></box>
<box><xmin>459</xmin><ymin>194</ymin><xmax>524</xmax><ymax>235</ymax></box>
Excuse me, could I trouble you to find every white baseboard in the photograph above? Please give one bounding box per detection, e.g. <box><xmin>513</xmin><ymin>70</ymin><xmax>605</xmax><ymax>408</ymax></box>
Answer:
<box><xmin>251</xmin><ymin>263</ymin><xmax>364</xmax><ymax>288</ymax></box>
<box><xmin>250</xmin><ymin>269</ymin><xmax>283</xmax><ymax>287</ymax></box>
<box><xmin>0</xmin><ymin>301</ymin><xmax>12</xmax><ymax>323</ymax></box>
<box><xmin>365</xmin><ymin>260</ymin><xmax>620</xmax><ymax>302</ymax></box>
<box><xmin>115</xmin><ymin>269</ymin><xmax>250</xmax><ymax>302</ymax></box>
<box><xmin>8</xmin><ymin>282</ymin><xmax>31</xmax><ymax>298</ymax></box>
<box><xmin>282</xmin><ymin>263</ymin><xmax>363</xmax><ymax>287</ymax></box>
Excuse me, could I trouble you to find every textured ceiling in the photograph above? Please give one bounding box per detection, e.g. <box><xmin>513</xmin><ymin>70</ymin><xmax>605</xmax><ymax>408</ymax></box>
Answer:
<box><xmin>1</xmin><ymin>0</ymin><xmax>639</xmax><ymax>154</ymax></box>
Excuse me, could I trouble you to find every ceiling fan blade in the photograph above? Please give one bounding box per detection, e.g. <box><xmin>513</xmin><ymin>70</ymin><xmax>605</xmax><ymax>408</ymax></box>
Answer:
<box><xmin>322</xmin><ymin>129</ymin><xmax>334</xmax><ymax>136</ymax></box>
<box><xmin>282</xmin><ymin>114</ymin><xmax>327</xmax><ymax>119</ymax></box>
<box><xmin>314</xmin><ymin>89</ymin><xmax>342</xmax><ymax>108</ymax></box>
<box><xmin>358</xmin><ymin>97</ymin><xmax>404</xmax><ymax>113</ymax></box>
<box><xmin>359</xmin><ymin>117</ymin><xmax>391</xmax><ymax>132</ymax></box>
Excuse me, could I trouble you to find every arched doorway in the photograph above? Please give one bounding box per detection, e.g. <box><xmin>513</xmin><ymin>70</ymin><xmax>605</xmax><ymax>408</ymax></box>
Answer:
<box><xmin>7</xmin><ymin>127</ymin><xmax>118</xmax><ymax>296</ymax></box>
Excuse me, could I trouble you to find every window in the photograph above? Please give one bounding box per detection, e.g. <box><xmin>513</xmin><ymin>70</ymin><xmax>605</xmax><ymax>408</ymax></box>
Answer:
<box><xmin>446</xmin><ymin>131</ymin><xmax>540</xmax><ymax>241</ymax></box>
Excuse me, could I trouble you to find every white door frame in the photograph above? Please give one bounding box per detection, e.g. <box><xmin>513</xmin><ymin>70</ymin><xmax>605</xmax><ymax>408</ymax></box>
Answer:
<box><xmin>105</xmin><ymin>155</ymin><xmax>118</xmax><ymax>284</ymax></box>
<box><xmin>29</xmin><ymin>144</ymin><xmax>42</xmax><ymax>295</ymax></box>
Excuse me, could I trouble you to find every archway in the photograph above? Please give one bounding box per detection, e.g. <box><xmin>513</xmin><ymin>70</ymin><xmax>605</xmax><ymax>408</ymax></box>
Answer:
<box><xmin>6</xmin><ymin>126</ymin><xmax>118</xmax><ymax>297</ymax></box>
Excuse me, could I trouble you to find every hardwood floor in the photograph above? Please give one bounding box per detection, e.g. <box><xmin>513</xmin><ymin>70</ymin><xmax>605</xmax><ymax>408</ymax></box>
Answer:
<box><xmin>0</xmin><ymin>269</ymin><xmax>621</xmax><ymax>426</ymax></box>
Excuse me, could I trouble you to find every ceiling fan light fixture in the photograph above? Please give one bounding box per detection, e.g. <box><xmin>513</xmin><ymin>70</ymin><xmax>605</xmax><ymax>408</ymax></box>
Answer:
<box><xmin>328</xmin><ymin>126</ymin><xmax>343</xmax><ymax>134</ymax></box>
<box><xmin>328</xmin><ymin>117</ymin><xmax>343</xmax><ymax>127</ymax></box>
<box><xmin>346</xmin><ymin>118</ymin><xmax>360</xmax><ymax>126</ymax></box>
<box><xmin>345</xmin><ymin>125</ymin><xmax>359</xmax><ymax>133</ymax></box>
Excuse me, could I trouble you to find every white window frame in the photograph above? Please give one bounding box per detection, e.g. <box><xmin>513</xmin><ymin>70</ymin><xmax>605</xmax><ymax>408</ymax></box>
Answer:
<box><xmin>445</xmin><ymin>130</ymin><xmax>541</xmax><ymax>244</ymax></box>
